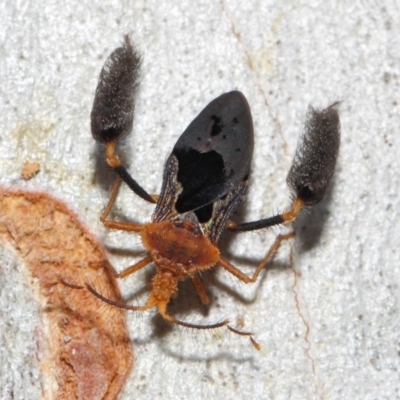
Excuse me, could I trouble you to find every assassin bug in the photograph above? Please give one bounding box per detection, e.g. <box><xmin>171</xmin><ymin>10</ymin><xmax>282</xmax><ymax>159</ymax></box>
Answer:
<box><xmin>88</xmin><ymin>36</ymin><xmax>340</xmax><ymax>346</ymax></box>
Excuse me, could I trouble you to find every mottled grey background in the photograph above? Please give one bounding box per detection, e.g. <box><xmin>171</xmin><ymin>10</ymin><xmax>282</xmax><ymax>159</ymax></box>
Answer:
<box><xmin>1</xmin><ymin>1</ymin><xmax>399</xmax><ymax>399</ymax></box>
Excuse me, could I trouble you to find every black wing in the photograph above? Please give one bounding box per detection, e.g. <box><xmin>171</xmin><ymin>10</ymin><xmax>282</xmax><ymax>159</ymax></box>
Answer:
<box><xmin>171</xmin><ymin>91</ymin><xmax>254</xmax><ymax>215</ymax></box>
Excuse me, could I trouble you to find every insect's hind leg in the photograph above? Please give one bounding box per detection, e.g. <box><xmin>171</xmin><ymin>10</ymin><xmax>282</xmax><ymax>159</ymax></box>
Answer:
<box><xmin>104</xmin><ymin>141</ymin><xmax>157</xmax><ymax>204</ymax></box>
<box><xmin>227</xmin><ymin>102</ymin><xmax>340</xmax><ymax>234</ymax></box>
<box><xmin>91</xmin><ymin>36</ymin><xmax>156</xmax><ymax>205</ymax></box>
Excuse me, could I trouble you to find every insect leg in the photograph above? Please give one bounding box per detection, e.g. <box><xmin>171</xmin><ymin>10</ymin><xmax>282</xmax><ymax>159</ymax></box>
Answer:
<box><xmin>104</xmin><ymin>140</ymin><xmax>156</xmax><ymax>204</ymax></box>
<box><xmin>192</xmin><ymin>275</ymin><xmax>210</xmax><ymax>305</ymax></box>
<box><xmin>91</xmin><ymin>35</ymin><xmax>156</xmax><ymax>204</ymax></box>
<box><xmin>99</xmin><ymin>177</ymin><xmax>144</xmax><ymax>232</ymax></box>
<box><xmin>227</xmin><ymin>102</ymin><xmax>340</xmax><ymax>233</ymax></box>
<box><xmin>118</xmin><ymin>255</ymin><xmax>153</xmax><ymax>279</ymax></box>
<box><xmin>225</xmin><ymin>199</ymin><xmax>303</xmax><ymax>232</ymax></box>
<box><xmin>219</xmin><ymin>232</ymin><xmax>295</xmax><ymax>283</ymax></box>
<box><xmin>100</xmin><ymin>176</ymin><xmax>121</xmax><ymax>222</ymax></box>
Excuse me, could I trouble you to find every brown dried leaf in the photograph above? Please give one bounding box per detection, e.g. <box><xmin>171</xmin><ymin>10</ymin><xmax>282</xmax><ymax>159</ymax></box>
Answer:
<box><xmin>0</xmin><ymin>188</ymin><xmax>133</xmax><ymax>400</ymax></box>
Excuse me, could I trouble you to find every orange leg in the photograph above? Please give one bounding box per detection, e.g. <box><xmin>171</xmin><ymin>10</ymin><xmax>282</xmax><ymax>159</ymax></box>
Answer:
<box><xmin>100</xmin><ymin>178</ymin><xmax>143</xmax><ymax>232</ymax></box>
<box><xmin>219</xmin><ymin>232</ymin><xmax>295</xmax><ymax>283</ymax></box>
<box><xmin>281</xmin><ymin>198</ymin><xmax>304</xmax><ymax>223</ymax></box>
<box><xmin>192</xmin><ymin>275</ymin><xmax>210</xmax><ymax>305</ymax></box>
<box><xmin>100</xmin><ymin>176</ymin><xmax>121</xmax><ymax>223</ymax></box>
<box><xmin>217</xmin><ymin>232</ymin><xmax>295</xmax><ymax>350</ymax></box>
<box><xmin>100</xmin><ymin>177</ymin><xmax>158</xmax><ymax>232</ymax></box>
<box><xmin>104</xmin><ymin>141</ymin><xmax>157</xmax><ymax>204</ymax></box>
<box><xmin>118</xmin><ymin>255</ymin><xmax>153</xmax><ymax>279</ymax></box>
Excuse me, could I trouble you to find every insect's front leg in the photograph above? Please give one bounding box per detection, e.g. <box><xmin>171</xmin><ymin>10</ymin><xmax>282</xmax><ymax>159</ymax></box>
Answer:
<box><xmin>98</xmin><ymin>177</ymin><xmax>143</xmax><ymax>232</ymax></box>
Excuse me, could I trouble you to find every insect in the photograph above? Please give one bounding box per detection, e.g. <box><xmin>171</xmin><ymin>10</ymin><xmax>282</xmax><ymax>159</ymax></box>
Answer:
<box><xmin>88</xmin><ymin>35</ymin><xmax>340</xmax><ymax>346</ymax></box>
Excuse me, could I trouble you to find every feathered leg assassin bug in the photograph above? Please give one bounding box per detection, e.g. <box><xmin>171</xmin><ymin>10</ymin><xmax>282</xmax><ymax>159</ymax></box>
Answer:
<box><xmin>88</xmin><ymin>36</ymin><xmax>340</xmax><ymax>348</ymax></box>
